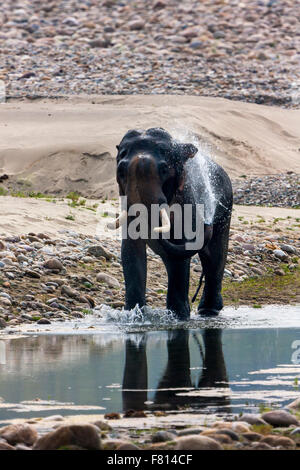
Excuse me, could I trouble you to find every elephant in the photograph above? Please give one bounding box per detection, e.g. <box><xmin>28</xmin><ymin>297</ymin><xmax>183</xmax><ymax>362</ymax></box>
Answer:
<box><xmin>122</xmin><ymin>329</ymin><xmax>230</xmax><ymax>413</ymax></box>
<box><xmin>109</xmin><ymin>127</ymin><xmax>232</xmax><ymax>319</ymax></box>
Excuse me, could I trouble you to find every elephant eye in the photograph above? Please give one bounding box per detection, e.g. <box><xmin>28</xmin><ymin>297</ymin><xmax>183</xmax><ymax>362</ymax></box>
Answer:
<box><xmin>158</xmin><ymin>162</ymin><xmax>169</xmax><ymax>179</ymax></box>
<box><xmin>117</xmin><ymin>160</ymin><xmax>128</xmax><ymax>179</ymax></box>
<box><xmin>118</xmin><ymin>149</ymin><xmax>127</xmax><ymax>160</ymax></box>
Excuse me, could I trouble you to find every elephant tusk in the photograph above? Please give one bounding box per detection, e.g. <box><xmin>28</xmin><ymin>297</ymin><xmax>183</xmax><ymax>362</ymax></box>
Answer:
<box><xmin>107</xmin><ymin>210</ymin><xmax>127</xmax><ymax>230</ymax></box>
<box><xmin>153</xmin><ymin>208</ymin><xmax>171</xmax><ymax>233</ymax></box>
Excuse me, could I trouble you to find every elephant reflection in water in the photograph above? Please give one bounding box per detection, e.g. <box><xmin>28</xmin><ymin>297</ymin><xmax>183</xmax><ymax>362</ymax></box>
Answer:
<box><xmin>122</xmin><ymin>329</ymin><xmax>230</xmax><ymax>413</ymax></box>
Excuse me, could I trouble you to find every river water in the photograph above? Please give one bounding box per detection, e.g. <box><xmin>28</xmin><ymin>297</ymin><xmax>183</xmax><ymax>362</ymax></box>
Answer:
<box><xmin>0</xmin><ymin>305</ymin><xmax>299</xmax><ymax>423</ymax></box>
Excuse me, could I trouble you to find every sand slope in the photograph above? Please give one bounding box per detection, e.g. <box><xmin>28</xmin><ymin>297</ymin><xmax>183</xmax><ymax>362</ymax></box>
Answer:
<box><xmin>0</xmin><ymin>95</ymin><xmax>299</xmax><ymax>198</ymax></box>
<box><xmin>0</xmin><ymin>195</ymin><xmax>298</xmax><ymax>238</ymax></box>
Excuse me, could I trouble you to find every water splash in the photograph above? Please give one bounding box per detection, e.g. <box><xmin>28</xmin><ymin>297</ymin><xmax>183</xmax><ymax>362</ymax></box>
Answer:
<box><xmin>170</xmin><ymin>128</ymin><xmax>218</xmax><ymax>224</ymax></box>
<box><xmin>95</xmin><ymin>304</ymin><xmax>178</xmax><ymax>327</ymax></box>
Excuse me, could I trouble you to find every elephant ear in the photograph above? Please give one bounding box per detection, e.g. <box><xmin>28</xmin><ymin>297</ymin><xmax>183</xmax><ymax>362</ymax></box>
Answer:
<box><xmin>173</xmin><ymin>143</ymin><xmax>198</xmax><ymax>192</ymax></box>
<box><xmin>176</xmin><ymin>143</ymin><xmax>198</xmax><ymax>162</ymax></box>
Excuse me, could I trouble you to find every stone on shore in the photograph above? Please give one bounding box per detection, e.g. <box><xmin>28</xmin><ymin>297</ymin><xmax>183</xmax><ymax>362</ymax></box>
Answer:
<box><xmin>33</xmin><ymin>424</ymin><xmax>101</xmax><ymax>450</ymax></box>
<box><xmin>175</xmin><ymin>436</ymin><xmax>223</xmax><ymax>450</ymax></box>
<box><xmin>0</xmin><ymin>424</ymin><xmax>37</xmax><ymax>446</ymax></box>
<box><xmin>261</xmin><ymin>410</ymin><xmax>299</xmax><ymax>427</ymax></box>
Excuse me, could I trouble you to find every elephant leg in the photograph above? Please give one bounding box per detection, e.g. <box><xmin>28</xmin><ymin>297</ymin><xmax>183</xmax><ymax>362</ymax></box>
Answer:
<box><xmin>164</xmin><ymin>257</ymin><xmax>191</xmax><ymax>319</ymax></box>
<box><xmin>121</xmin><ymin>238</ymin><xmax>147</xmax><ymax>310</ymax></box>
<box><xmin>122</xmin><ymin>336</ymin><xmax>148</xmax><ymax>412</ymax></box>
<box><xmin>198</xmin><ymin>220</ymin><xmax>230</xmax><ymax>316</ymax></box>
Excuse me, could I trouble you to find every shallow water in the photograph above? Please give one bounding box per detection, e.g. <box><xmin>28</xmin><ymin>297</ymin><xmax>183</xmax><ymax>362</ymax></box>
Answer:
<box><xmin>0</xmin><ymin>305</ymin><xmax>299</xmax><ymax>423</ymax></box>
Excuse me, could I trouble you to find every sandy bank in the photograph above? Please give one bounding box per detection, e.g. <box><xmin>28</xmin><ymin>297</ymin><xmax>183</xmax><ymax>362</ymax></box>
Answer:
<box><xmin>0</xmin><ymin>96</ymin><xmax>299</xmax><ymax>198</ymax></box>
<box><xmin>0</xmin><ymin>195</ymin><xmax>298</xmax><ymax>237</ymax></box>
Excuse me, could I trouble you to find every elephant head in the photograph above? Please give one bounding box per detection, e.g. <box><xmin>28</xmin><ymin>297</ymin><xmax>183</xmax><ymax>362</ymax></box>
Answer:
<box><xmin>110</xmin><ymin>128</ymin><xmax>212</xmax><ymax>257</ymax></box>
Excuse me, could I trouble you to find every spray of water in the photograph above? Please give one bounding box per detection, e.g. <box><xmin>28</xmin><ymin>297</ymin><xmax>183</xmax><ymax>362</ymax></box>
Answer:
<box><xmin>171</xmin><ymin>128</ymin><xmax>218</xmax><ymax>225</ymax></box>
<box><xmin>94</xmin><ymin>304</ymin><xmax>178</xmax><ymax>326</ymax></box>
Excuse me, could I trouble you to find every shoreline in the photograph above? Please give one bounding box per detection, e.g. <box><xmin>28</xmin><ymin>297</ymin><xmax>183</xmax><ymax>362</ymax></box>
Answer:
<box><xmin>0</xmin><ymin>196</ymin><xmax>298</xmax><ymax>331</ymax></box>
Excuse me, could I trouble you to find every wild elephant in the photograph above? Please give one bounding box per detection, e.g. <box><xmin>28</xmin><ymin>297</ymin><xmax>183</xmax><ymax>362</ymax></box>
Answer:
<box><xmin>109</xmin><ymin>128</ymin><xmax>232</xmax><ymax>319</ymax></box>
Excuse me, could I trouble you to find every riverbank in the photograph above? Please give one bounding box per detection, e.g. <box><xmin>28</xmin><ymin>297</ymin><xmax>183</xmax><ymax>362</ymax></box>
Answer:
<box><xmin>1</xmin><ymin>404</ymin><xmax>300</xmax><ymax>450</ymax></box>
<box><xmin>0</xmin><ymin>196</ymin><xmax>298</xmax><ymax>329</ymax></box>
<box><xmin>1</xmin><ymin>0</ymin><xmax>300</xmax><ymax>107</ymax></box>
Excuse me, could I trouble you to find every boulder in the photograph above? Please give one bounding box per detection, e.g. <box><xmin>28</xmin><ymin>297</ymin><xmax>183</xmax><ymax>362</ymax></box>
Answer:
<box><xmin>33</xmin><ymin>424</ymin><xmax>101</xmax><ymax>450</ymax></box>
<box><xmin>175</xmin><ymin>436</ymin><xmax>223</xmax><ymax>450</ymax></box>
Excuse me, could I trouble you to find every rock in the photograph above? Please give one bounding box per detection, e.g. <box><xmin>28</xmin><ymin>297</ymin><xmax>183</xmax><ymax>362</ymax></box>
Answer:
<box><xmin>262</xmin><ymin>410</ymin><xmax>299</xmax><ymax>427</ymax></box>
<box><xmin>231</xmin><ymin>422</ymin><xmax>251</xmax><ymax>433</ymax></box>
<box><xmin>238</xmin><ymin>413</ymin><xmax>267</xmax><ymax>426</ymax></box>
<box><xmin>103</xmin><ymin>440</ymin><xmax>129</xmax><ymax>450</ymax></box>
<box><xmin>287</xmin><ymin>397</ymin><xmax>300</xmax><ymax>410</ymax></box>
<box><xmin>123</xmin><ymin>409</ymin><xmax>146</xmax><ymax>418</ymax></box>
<box><xmin>91</xmin><ymin>420</ymin><xmax>112</xmax><ymax>431</ymax></box>
<box><xmin>251</xmin><ymin>441</ymin><xmax>273</xmax><ymax>450</ymax></box>
<box><xmin>280</xmin><ymin>244</ymin><xmax>296</xmax><ymax>254</ymax></box>
<box><xmin>42</xmin><ymin>415</ymin><xmax>64</xmax><ymax>422</ymax></box>
<box><xmin>117</xmin><ymin>442</ymin><xmax>140</xmax><ymax>450</ymax></box>
<box><xmin>0</xmin><ymin>424</ymin><xmax>38</xmax><ymax>446</ymax></box>
<box><xmin>15</xmin><ymin>443</ymin><xmax>32</xmax><ymax>450</ymax></box>
<box><xmin>201</xmin><ymin>432</ymin><xmax>232</xmax><ymax>444</ymax></box>
<box><xmin>175</xmin><ymin>436</ymin><xmax>223</xmax><ymax>450</ymax></box>
<box><xmin>36</xmin><ymin>318</ymin><xmax>51</xmax><ymax>324</ymax></box>
<box><xmin>89</xmin><ymin>38</ymin><xmax>111</xmax><ymax>48</ymax></box>
<box><xmin>43</xmin><ymin>259</ymin><xmax>63</xmax><ymax>271</ymax></box>
<box><xmin>33</xmin><ymin>424</ymin><xmax>101</xmax><ymax>450</ymax></box>
<box><xmin>242</xmin><ymin>432</ymin><xmax>262</xmax><ymax>442</ymax></box>
<box><xmin>178</xmin><ymin>428</ymin><xmax>204</xmax><ymax>436</ymax></box>
<box><xmin>61</xmin><ymin>285</ymin><xmax>78</xmax><ymax>298</ymax></box>
<box><xmin>96</xmin><ymin>273</ymin><xmax>120</xmax><ymax>288</ymax></box>
<box><xmin>152</xmin><ymin>431</ymin><xmax>176</xmax><ymax>443</ymax></box>
<box><xmin>213</xmin><ymin>429</ymin><xmax>239</xmax><ymax>441</ymax></box>
<box><xmin>24</xmin><ymin>270</ymin><xmax>41</xmax><ymax>279</ymax></box>
<box><xmin>261</xmin><ymin>435</ymin><xmax>296</xmax><ymax>449</ymax></box>
<box><xmin>62</xmin><ymin>17</ymin><xmax>80</xmax><ymax>27</ymax></box>
<box><xmin>128</xmin><ymin>19</ymin><xmax>145</xmax><ymax>31</ymax></box>
<box><xmin>104</xmin><ymin>412</ymin><xmax>120</xmax><ymax>420</ymax></box>
<box><xmin>153</xmin><ymin>0</ymin><xmax>166</xmax><ymax>8</ymax></box>
<box><xmin>0</xmin><ymin>318</ymin><xmax>6</xmax><ymax>329</ymax></box>
<box><xmin>0</xmin><ymin>439</ymin><xmax>15</xmax><ymax>450</ymax></box>
<box><xmin>274</xmin><ymin>269</ymin><xmax>285</xmax><ymax>276</ymax></box>
<box><xmin>181</xmin><ymin>27</ymin><xmax>199</xmax><ymax>39</ymax></box>
<box><xmin>273</xmin><ymin>249</ymin><xmax>288</xmax><ymax>261</ymax></box>
<box><xmin>290</xmin><ymin>427</ymin><xmax>300</xmax><ymax>436</ymax></box>
<box><xmin>87</xmin><ymin>245</ymin><xmax>116</xmax><ymax>260</ymax></box>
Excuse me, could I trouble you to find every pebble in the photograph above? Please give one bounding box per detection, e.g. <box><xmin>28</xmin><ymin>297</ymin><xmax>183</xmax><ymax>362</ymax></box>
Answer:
<box><xmin>1</xmin><ymin>1</ymin><xmax>300</xmax><ymax>107</ymax></box>
<box><xmin>151</xmin><ymin>431</ymin><xmax>176</xmax><ymax>443</ymax></box>
<box><xmin>262</xmin><ymin>410</ymin><xmax>299</xmax><ymax>427</ymax></box>
<box><xmin>36</xmin><ymin>318</ymin><xmax>51</xmax><ymax>324</ymax></box>
<box><xmin>238</xmin><ymin>413</ymin><xmax>267</xmax><ymax>426</ymax></box>
<box><xmin>43</xmin><ymin>259</ymin><xmax>64</xmax><ymax>271</ymax></box>
<box><xmin>260</xmin><ymin>435</ymin><xmax>296</xmax><ymax>449</ymax></box>
<box><xmin>287</xmin><ymin>397</ymin><xmax>300</xmax><ymax>410</ymax></box>
<box><xmin>0</xmin><ymin>424</ymin><xmax>38</xmax><ymax>446</ymax></box>
<box><xmin>33</xmin><ymin>424</ymin><xmax>101</xmax><ymax>450</ymax></box>
<box><xmin>96</xmin><ymin>273</ymin><xmax>120</xmax><ymax>288</ymax></box>
<box><xmin>175</xmin><ymin>436</ymin><xmax>223</xmax><ymax>450</ymax></box>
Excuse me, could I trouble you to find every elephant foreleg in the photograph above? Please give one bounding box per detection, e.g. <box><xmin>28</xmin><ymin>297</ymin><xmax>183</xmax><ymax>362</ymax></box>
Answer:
<box><xmin>164</xmin><ymin>257</ymin><xmax>191</xmax><ymax>319</ymax></box>
<box><xmin>198</xmin><ymin>220</ymin><xmax>230</xmax><ymax>315</ymax></box>
<box><xmin>121</xmin><ymin>238</ymin><xmax>147</xmax><ymax>310</ymax></box>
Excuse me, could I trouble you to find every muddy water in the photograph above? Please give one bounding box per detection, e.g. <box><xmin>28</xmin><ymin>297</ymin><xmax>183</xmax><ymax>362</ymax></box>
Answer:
<box><xmin>0</xmin><ymin>305</ymin><xmax>299</xmax><ymax>422</ymax></box>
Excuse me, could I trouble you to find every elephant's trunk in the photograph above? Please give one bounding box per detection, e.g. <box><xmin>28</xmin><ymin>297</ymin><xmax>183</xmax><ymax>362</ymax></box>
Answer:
<box><xmin>157</xmin><ymin>224</ymin><xmax>213</xmax><ymax>259</ymax></box>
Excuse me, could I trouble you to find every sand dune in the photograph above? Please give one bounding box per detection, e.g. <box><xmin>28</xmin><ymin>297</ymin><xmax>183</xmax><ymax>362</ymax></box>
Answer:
<box><xmin>0</xmin><ymin>195</ymin><xmax>298</xmax><ymax>238</ymax></box>
<box><xmin>0</xmin><ymin>95</ymin><xmax>299</xmax><ymax>198</ymax></box>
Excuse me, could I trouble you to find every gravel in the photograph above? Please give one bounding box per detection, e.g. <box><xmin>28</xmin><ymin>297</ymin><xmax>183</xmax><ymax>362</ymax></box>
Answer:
<box><xmin>233</xmin><ymin>173</ymin><xmax>300</xmax><ymax>207</ymax></box>
<box><xmin>0</xmin><ymin>0</ymin><xmax>300</xmax><ymax>107</ymax></box>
